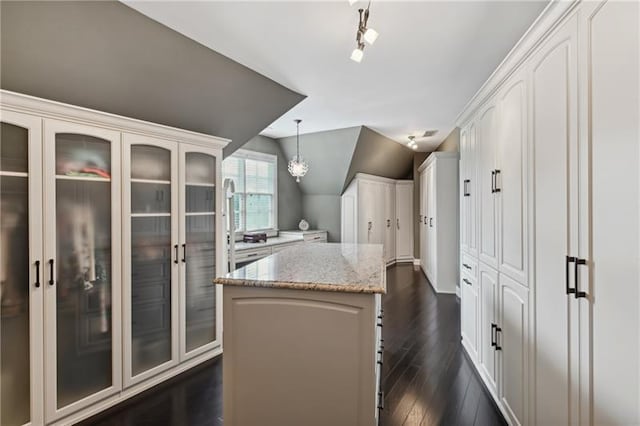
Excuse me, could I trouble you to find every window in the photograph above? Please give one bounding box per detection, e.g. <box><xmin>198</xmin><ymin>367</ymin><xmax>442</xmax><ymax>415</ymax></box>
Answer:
<box><xmin>223</xmin><ymin>150</ymin><xmax>277</xmax><ymax>233</ymax></box>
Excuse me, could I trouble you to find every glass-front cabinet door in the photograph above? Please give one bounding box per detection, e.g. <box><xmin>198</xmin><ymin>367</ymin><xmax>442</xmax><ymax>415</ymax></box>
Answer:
<box><xmin>122</xmin><ymin>134</ymin><xmax>179</xmax><ymax>386</ymax></box>
<box><xmin>179</xmin><ymin>145</ymin><xmax>222</xmax><ymax>359</ymax></box>
<box><xmin>0</xmin><ymin>111</ymin><xmax>43</xmax><ymax>426</ymax></box>
<box><xmin>42</xmin><ymin>119</ymin><xmax>121</xmax><ymax>421</ymax></box>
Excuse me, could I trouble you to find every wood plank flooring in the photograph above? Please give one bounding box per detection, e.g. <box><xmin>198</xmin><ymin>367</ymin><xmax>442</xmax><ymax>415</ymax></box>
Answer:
<box><xmin>80</xmin><ymin>263</ymin><xmax>505</xmax><ymax>426</ymax></box>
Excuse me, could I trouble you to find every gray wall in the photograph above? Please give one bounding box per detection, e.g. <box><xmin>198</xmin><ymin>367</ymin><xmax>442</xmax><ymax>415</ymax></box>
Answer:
<box><xmin>241</xmin><ymin>135</ymin><xmax>303</xmax><ymax>231</ymax></box>
<box><xmin>343</xmin><ymin>127</ymin><xmax>415</xmax><ymax>191</ymax></box>
<box><xmin>302</xmin><ymin>195</ymin><xmax>342</xmax><ymax>243</ymax></box>
<box><xmin>0</xmin><ymin>1</ymin><xmax>304</xmax><ymax>156</ymax></box>
<box><xmin>435</xmin><ymin>127</ymin><xmax>461</xmax><ymax>153</ymax></box>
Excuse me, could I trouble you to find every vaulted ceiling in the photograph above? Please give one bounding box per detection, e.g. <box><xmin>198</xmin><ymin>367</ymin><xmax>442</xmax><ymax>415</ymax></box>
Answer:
<box><xmin>124</xmin><ymin>0</ymin><xmax>548</xmax><ymax>151</ymax></box>
<box><xmin>0</xmin><ymin>1</ymin><xmax>304</xmax><ymax>156</ymax></box>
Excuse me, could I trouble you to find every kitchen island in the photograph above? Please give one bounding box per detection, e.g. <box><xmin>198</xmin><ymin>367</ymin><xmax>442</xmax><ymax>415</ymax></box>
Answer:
<box><xmin>215</xmin><ymin>243</ymin><xmax>386</xmax><ymax>426</ymax></box>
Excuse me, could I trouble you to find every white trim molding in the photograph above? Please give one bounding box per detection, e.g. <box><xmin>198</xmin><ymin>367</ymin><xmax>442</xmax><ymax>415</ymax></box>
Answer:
<box><xmin>455</xmin><ymin>0</ymin><xmax>581</xmax><ymax>127</ymax></box>
<box><xmin>0</xmin><ymin>90</ymin><xmax>230</xmax><ymax>150</ymax></box>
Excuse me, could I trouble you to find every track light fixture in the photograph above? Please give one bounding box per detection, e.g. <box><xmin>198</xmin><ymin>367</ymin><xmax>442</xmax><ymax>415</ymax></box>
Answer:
<box><xmin>407</xmin><ymin>135</ymin><xmax>419</xmax><ymax>150</ymax></box>
<box><xmin>350</xmin><ymin>1</ymin><xmax>379</xmax><ymax>63</ymax></box>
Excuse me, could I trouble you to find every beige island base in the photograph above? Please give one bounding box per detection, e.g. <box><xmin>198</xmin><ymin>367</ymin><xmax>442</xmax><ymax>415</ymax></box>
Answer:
<box><xmin>215</xmin><ymin>243</ymin><xmax>386</xmax><ymax>426</ymax></box>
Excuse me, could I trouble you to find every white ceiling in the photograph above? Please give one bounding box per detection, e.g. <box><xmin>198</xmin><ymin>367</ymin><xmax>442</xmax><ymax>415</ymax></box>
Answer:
<box><xmin>125</xmin><ymin>0</ymin><xmax>547</xmax><ymax>151</ymax></box>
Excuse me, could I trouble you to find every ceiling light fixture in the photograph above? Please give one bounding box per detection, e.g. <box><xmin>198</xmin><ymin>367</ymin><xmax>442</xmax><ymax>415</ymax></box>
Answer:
<box><xmin>407</xmin><ymin>135</ymin><xmax>417</xmax><ymax>147</ymax></box>
<box><xmin>288</xmin><ymin>119</ymin><xmax>309</xmax><ymax>183</ymax></box>
<box><xmin>350</xmin><ymin>2</ymin><xmax>379</xmax><ymax>62</ymax></box>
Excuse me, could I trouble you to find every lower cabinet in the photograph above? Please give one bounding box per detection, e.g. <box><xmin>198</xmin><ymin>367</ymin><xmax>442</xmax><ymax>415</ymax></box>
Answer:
<box><xmin>478</xmin><ymin>263</ymin><xmax>499</xmax><ymax>397</ymax></box>
<box><xmin>472</xmin><ymin>262</ymin><xmax>529</xmax><ymax>426</ymax></box>
<box><xmin>460</xmin><ymin>272</ymin><xmax>478</xmax><ymax>360</ymax></box>
<box><xmin>499</xmin><ymin>274</ymin><xmax>529</xmax><ymax>426</ymax></box>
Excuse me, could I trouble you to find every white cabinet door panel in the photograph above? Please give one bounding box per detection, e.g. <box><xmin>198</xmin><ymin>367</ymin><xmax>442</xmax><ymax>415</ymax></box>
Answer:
<box><xmin>497</xmin><ymin>74</ymin><xmax>528</xmax><ymax>285</ymax></box>
<box><xmin>478</xmin><ymin>105</ymin><xmax>498</xmax><ymax>269</ymax></box>
<box><xmin>530</xmin><ymin>15</ymin><xmax>578</xmax><ymax>426</ymax></box>
<box><xmin>479</xmin><ymin>263</ymin><xmax>499</xmax><ymax>397</ymax></box>
<box><xmin>499</xmin><ymin>274</ymin><xmax>529</xmax><ymax>426</ymax></box>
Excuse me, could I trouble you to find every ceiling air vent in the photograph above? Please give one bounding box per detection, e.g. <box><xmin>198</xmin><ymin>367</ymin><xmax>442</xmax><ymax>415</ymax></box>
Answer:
<box><xmin>423</xmin><ymin>130</ymin><xmax>438</xmax><ymax>138</ymax></box>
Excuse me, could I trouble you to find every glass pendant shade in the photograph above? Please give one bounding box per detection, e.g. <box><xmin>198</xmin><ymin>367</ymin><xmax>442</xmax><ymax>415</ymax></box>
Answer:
<box><xmin>289</xmin><ymin>119</ymin><xmax>309</xmax><ymax>183</ymax></box>
<box><xmin>288</xmin><ymin>155</ymin><xmax>309</xmax><ymax>183</ymax></box>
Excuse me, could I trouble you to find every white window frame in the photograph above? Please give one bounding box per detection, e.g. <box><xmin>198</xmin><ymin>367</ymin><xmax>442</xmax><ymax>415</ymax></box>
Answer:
<box><xmin>224</xmin><ymin>149</ymin><xmax>278</xmax><ymax>237</ymax></box>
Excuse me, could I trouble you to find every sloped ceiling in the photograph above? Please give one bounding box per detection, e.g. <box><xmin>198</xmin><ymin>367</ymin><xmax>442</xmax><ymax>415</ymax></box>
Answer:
<box><xmin>343</xmin><ymin>126</ymin><xmax>414</xmax><ymax>192</ymax></box>
<box><xmin>0</xmin><ymin>1</ymin><xmax>304</xmax><ymax>156</ymax></box>
<box><xmin>278</xmin><ymin>125</ymin><xmax>414</xmax><ymax>197</ymax></box>
<box><xmin>278</xmin><ymin>126</ymin><xmax>361</xmax><ymax>195</ymax></box>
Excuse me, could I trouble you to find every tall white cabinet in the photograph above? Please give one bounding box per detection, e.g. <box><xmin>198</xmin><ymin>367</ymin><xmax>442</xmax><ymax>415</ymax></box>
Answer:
<box><xmin>341</xmin><ymin>174</ymin><xmax>413</xmax><ymax>264</ymax></box>
<box><xmin>0</xmin><ymin>91</ymin><xmax>228</xmax><ymax>425</ymax></box>
<box><xmin>418</xmin><ymin>152</ymin><xmax>459</xmax><ymax>293</ymax></box>
<box><xmin>457</xmin><ymin>1</ymin><xmax>639</xmax><ymax>425</ymax></box>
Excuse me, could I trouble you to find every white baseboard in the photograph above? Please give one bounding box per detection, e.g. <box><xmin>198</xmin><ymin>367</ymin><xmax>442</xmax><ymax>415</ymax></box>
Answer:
<box><xmin>456</xmin><ymin>286</ymin><xmax>461</xmax><ymax>298</ymax></box>
<box><xmin>413</xmin><ymin>258</ymin><xmax>420</xmax><ymax>266</ymax></box>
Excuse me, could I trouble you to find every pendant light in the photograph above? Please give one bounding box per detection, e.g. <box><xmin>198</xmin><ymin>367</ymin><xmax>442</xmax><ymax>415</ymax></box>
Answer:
<box><xmin>288</xmin><ymin>119</ymin><xmax>309</xmax><ymax>183</ymax></box>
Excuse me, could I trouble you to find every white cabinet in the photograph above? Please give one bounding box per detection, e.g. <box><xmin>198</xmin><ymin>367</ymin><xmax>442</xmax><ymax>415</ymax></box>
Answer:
<box><xmin>498</xmin><ymin>274</ymin><xmax>529</xmax><ymax>426</ymax></box>
<box><xmin>341</xmin><ymin>174</ymin><xmax>413</xmax><ymax>265</ymax></box>
<box><xmin>383</xmin><ymin>183</ymin><xmax>395</xmax><ymax>263</ymax></box>
<box><xmin>394</xmin><ymin>181</ymin><xmax>413</xmax><ymax>262</ymax></box>
<box><xmin>460</xmin><ymin>272</ymin><xmax>478</xmax><ymax>361</ymax></box>
<box><xmin>478</xmin><ymin>103</ymin><xmax>499</xmax><ymax>269</ymax></box>
<box><xmin>460</xmin><ymin>123</ymin><xmax>478</xmax><ymax>257</ymax></box>
<box><xmin>478</xmin><ymin>263</ymin><xmax>499</xmax><ymax>398</ymax></box>
<box><xmin>1</xmin><ymin>110</ymin><xmax>44</xmax><ymax>426</ymax></box>
<box><xmin>1</xmin><ymin>91</ymin><xmax>228</xmax><ymax>425</ymax></box>
<box><xmin>457</xmin><ymin>1</ymin><xmax>639</xmax><ymax>424</ymax></box>
<box><xmin>418</xmin><ymin>152</ymin><xmax>459</xmax><ymax>293</ymax></box>
<box><xmin>122</xmin><ymin>134</ymin><xmax>179</xmax><ymax>387</ymax></box>
<box><xmin>529</xmin><ymin>14</ymin><xmax>580</xmax><ymax>426</ymax></box>
<box><xmin>477</xmin><ymin>263</ymin><xmax>530</xmax><ymax>426</ymax></box>
<box><xmin>496</xmin><ymin>71</ymin><xmax>528</xmax><ymax>285</ymax></box>
<box><xmin>42</xmin><ymin>119</ymin><xmax>123</xmax><ymax>420</ymax></box>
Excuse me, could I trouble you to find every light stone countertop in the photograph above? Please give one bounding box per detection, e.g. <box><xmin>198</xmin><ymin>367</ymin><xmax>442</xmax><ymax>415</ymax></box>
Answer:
<box><xmin>215</xmin><ymin>243</ymin><xmax>386</xmax><ymax>294</ymax></box>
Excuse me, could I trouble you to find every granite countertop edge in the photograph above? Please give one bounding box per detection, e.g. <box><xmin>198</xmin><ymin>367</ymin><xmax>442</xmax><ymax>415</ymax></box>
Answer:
<box><xmin>214</xmin><ymin>276</ymin><xmax>387</xmax><ymax>295</ymax></box>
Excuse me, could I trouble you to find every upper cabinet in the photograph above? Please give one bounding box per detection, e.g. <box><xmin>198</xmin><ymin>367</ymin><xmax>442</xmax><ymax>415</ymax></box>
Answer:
<box><xmin>460</xmin><ymin>123</ymin><xmax>478</xmax><ymax>257</ymax></box>
<box><xmin>1</xmin><ymin>91</ymin><xmax>228</xmax><ymax>425</ymax></box>
<box><xmin>495</xmin><ymin>70</ymin><xmax>528</xmax><ymax>285</ymax></box>
<box><xmin>469</xmin><ymin>67</ymin><xmax>529</xmax><ymax>286</ymax></box>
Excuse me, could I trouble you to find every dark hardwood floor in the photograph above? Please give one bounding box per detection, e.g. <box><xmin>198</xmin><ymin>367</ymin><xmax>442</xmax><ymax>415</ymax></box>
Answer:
<box><xmin>80</xmin><ymin>263</ymin><xmax>505</xmax><ymax>426</ymax></box>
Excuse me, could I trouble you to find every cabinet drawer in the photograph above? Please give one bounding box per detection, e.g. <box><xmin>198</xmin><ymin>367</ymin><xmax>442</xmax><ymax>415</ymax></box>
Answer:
<box><xmin>272</xmin><ymin>242</ymin><xmax>302</xmax><ymax>253</ymax></box>
<box><xmin>235</xmin><ymin>247</ymin><xmax>272</xmax><ymax>262</ymax></box>
<box><xmin>460</xmin><ymin>271</ymin><xmax>476</xmax><ymax>290</ymax></box>
<box><xmin>304</xmin><ymin>232</ymin><xmax>328</xmax><ymax>242</ymax></box>
<box><xmin>461</xmin><ymin>253</ymin><xmax>478</xmax><ymax>279</ymax></box>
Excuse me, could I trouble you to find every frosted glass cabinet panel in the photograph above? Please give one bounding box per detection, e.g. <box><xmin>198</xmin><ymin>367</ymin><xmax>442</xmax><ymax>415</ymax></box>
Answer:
<box><xmin>123</xmin><ymin>136</ymin><xmax>179</xmax><ymax>386</ymax></box>
<box><xmin>43</xmin><ymin>119</ymin><xmax>121</xmax><ymax>420</ymax></box>
<box><xmin>181</xmin><ymin>148</ymin><xmax>219</xmax><ymax>357</ymax></box>
<box><xmin>129</xmin><ymin>145</ymin><xmax>175</xmax><ymax>377</ymax></box>
<box><xmin>0</xmin><ymin>114</ymin><xmax>43</xmax><ymax>426</ymax></box>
